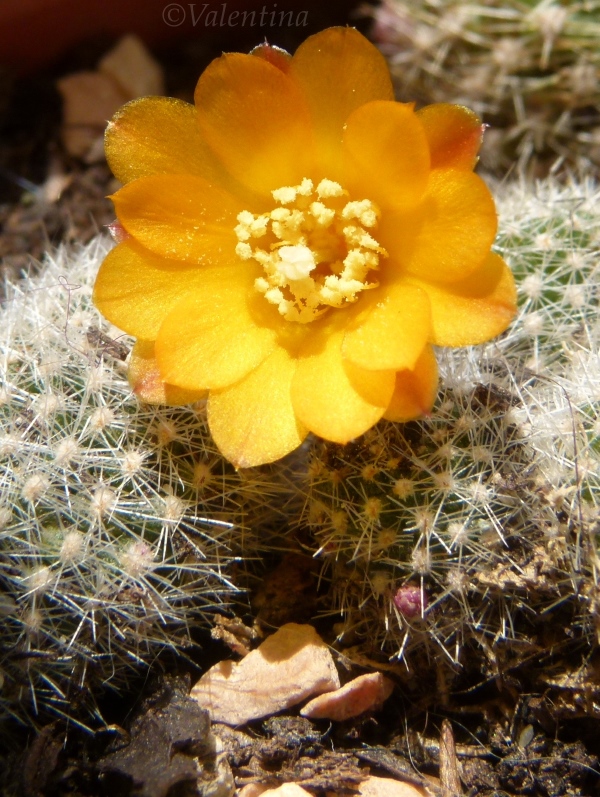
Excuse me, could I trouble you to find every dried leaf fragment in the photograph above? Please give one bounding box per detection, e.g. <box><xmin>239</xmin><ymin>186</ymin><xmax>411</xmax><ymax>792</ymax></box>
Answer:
<box><xmin>300</xmin><ymin>672</ymin><xmax>394</xmax><ymax>721</ymax></box>
<box><xmin>352</xmin><ymin>775</ymin><xmax>432</xmax><ymax>797</ymax></box>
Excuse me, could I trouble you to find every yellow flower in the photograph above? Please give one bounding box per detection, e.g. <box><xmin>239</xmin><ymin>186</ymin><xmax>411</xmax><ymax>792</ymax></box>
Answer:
<box><xmin>93</xmin><ymin>27</ymin><xmax>516</xmax><ymax>468</ymax></box>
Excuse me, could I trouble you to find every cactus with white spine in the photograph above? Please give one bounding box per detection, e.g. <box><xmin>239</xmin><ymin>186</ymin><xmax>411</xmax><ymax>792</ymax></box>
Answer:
<box><xmin>0</xmin><ymin>237</ymin><xmax>292</xmax><ymax>728</ymax></box>
<box><xmin>294</xmin><ymin>175</ymin><xmax>600</xmax><ymax>671</ymax></box>
<box><xmin>1</xmin><ymin>174</ymin><xmax>599</xmax><ymax>729</ymax></box>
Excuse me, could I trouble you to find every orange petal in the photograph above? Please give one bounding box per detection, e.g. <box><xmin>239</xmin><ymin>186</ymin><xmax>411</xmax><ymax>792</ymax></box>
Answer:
<box><xmin>93</xmin><ymin>239</ymin><xmax>217</xmax><ymax>339</ymax></box>
<box><xmin>111</xmin><ymin>174</ymin><xmax>240</xmax><ymax>264</ymax></box>
<box><xmin>194</xmin><ymin>53</ymin><xmax>313</xmax><ymax>197</ymax></box>
<box><xmin>155</xmin><ymin>273</ymin><xmax>277</xmax><ymax>391</ymax></box>
<box><xmin>291</xmin><ymin>324</ymin><xmax>395</xmax><ymax>443</ymax></box>
<box><xmin>409</xmin><ymin>252</ymin><xmax>517</xmax><ymax>346</ymax></box>
<box><xmin>342</xmin><ymin>282</ymin><xmax>431</xmax><ymax>371</ymax></box>
<box><xmin>342</xmin><ymin>101</ymin><xmax>430</xmax><ymax>210</ymax></box>
<box><xmin>128</xmin><ymin>339</ymin><xmax>207</xmax><ymax>405</ymax></box>
<box><xmin>379</xmin><ymin>169</ymin><xmax>498</xmax><ymax>284</ymax></box>
<box><xmin>105</xmin><ymin>96</ymin><xmax>227</xmax><ymax>186</ymax></box>
<box><xmin>417</xmin><ymin>104</ymin><xmax>484</xmax><ymax>170</ymax></box>
<box><xmin>384</xmin><ymin>346</ymin><xmax>439</xmax><ymax>422</ymax></box>
<box><xmin>208</xmin><ymin>346</ymin><xmax>307</xmax><ymax>468</ymax></box>
<box><xmin>290</xmin><ymin>26</ymin><xmax>394</xmax><ymax>177</ymax></box>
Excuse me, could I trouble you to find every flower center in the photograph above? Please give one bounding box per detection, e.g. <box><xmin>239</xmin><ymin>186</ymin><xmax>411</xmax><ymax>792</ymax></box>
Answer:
<box><xmin>234</xmin><ymin>178</ymin><xmax>387</xmax><ymax>323</ymax></box>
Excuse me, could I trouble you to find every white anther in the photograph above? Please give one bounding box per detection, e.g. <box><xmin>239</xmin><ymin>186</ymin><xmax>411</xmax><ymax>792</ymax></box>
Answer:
<box><xmin>277</xmin><ymin>245</ymin><xmax>316</xmax><ymax>280</ymax></box>
<box><xmin>235</xmin><ymin>242</ymin><xmax>253</xmax><ymax>260</ymax></box>
<box><xmin>316</xmin><ymin>179</ymin><xmax>345</xmax><ymax>199</ymax></box>
<box><xmin>297</xmin><ymin>178</ymin><xmax>314</xmax><ymax>196</ymax></box>
<box><xmin>272</xmin><ymin>185</ymin><xmax>297</xmax><ymax>204</ymax></box>
<box><xmin>342</xmin><ymin>200</ymin><xmax>378</xmax><ymax>227</ymax></box>
<box><xmin>249</xmin><ymin>216</ymin><xmax>269</xmax><ymax>237</ymax></box>
<box><xmin>265</xmin><ymin>286</ymin><xmax>285</xmax><ymax>304</ymax></box>
<box><xmin>309</xmin><ymin>202</ymin><xmax>335</xmax><ymax>227</ymax></box>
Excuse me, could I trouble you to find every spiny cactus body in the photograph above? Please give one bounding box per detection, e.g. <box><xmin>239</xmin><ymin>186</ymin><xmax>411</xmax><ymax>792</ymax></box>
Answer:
<box><xmin>295</xmin><ymin>176</ymin><xmax>600</xmax><ymax>672</ymax></box>
<box><xmin>0</xmin><ymin>238</ymin><xmax>290</xmax><ymax>729</ymax></box>
<box><xmin>2</xmin><ymin>175</ymin><xmax>599</xmax><ymax>727</ymax></box>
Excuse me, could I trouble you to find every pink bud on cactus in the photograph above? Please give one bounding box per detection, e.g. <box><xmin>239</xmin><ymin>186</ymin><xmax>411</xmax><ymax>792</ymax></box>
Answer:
<box><xmin>393</xmin><ymin>583</ymin><xmax>428</xmax><ymax>618</ymax></box>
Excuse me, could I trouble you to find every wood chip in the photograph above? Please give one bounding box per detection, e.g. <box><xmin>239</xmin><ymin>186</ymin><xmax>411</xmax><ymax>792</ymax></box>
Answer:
<box><xmin>300</xmin><ymin>672</ymin><xmax>394</xmax><ymax>721</ymax></box>
<box><xmin>440</xmin><ymin>719</ymin><xmax>462</xmax><ymax>797</ymax></box>
<box><xmin>191</xmin><ymin>624</ymin><xmax>340</xmax><ymax>725</ymax></box>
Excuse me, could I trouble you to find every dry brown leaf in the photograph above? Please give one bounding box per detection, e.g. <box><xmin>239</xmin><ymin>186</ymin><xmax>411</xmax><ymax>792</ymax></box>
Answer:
<box><xmin>191</xmin><ymin>624</ymin><xmax>340</xmax><ymax>725</ymax></box>
<box><xmin>57</xmin><ymin>73</ymin><xmax>129</xmax><ymax>158</ymax></box>
<box><xmin>99</xmin><ymin>34</ymin><xmax>164</xmax><ymax>98</ymax></box>
<box><xmin>57</xmin><ymin>35</ymin><xmax>164</xmax><ymax>159</ymax></box>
